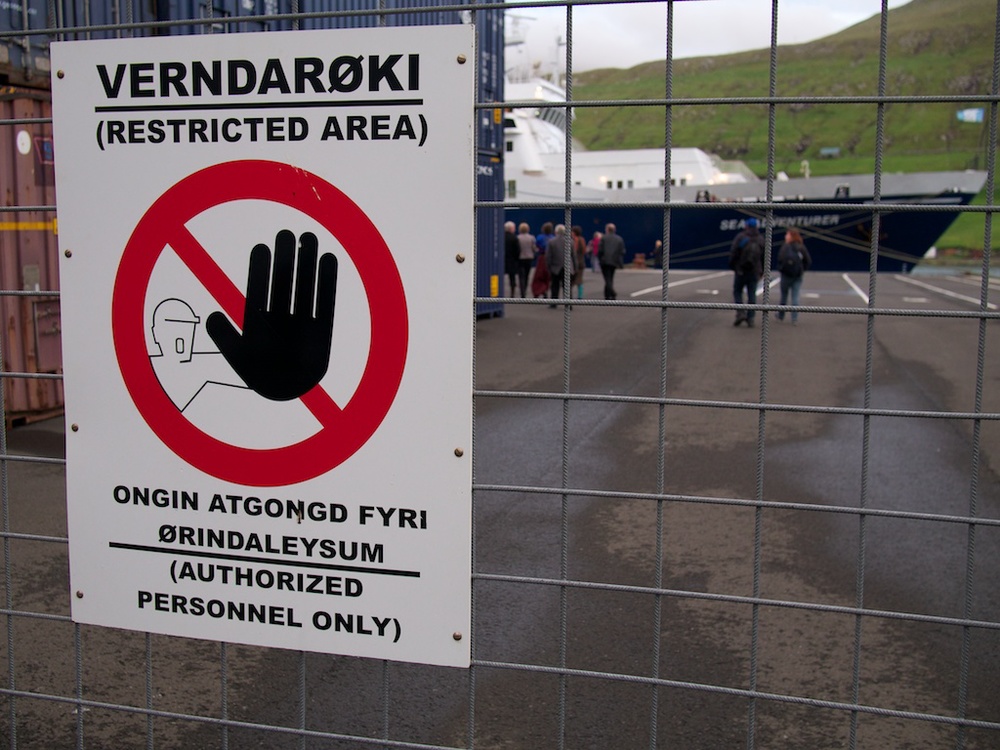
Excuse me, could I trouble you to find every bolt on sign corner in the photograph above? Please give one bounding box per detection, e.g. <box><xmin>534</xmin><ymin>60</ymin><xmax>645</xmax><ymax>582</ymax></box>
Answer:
<box><xmin>51</xmin><ymin>25</ymin><xmax>474</xmax><ymax>668</ymax></box>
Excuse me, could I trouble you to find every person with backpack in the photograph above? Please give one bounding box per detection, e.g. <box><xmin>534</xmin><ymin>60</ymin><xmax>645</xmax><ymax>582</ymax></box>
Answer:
<box><xmin>728</xmin><ymin>217</ymin><xmax>765</xmax><ymax>327</ymax></box>
<box><xmin>776</xmin><ymin>228</ymin><xmax>812</xmax><ymax>325</ymax></box>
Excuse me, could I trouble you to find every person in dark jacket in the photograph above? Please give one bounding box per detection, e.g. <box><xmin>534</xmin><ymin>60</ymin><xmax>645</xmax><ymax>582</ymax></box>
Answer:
<box><xmin>776</xmin><ymin>228</ymin><xmax>812</xmax><ymax>325</ymax></box>
<box><xmin>728</xmin><ymin>217</ymin><xmax>765</xmax><ymax>327</ymax></box>
<box><xmin>598</xmin><ymin>223</ymin><xmax>626</xmax><ymax>300</ymax></box>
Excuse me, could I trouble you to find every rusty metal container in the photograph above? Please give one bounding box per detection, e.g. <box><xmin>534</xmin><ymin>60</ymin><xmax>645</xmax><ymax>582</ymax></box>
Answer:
<box><xmin>0</xmin><ymin>87</ymin><xmax>62</xmax><ymax>425</ymax></box>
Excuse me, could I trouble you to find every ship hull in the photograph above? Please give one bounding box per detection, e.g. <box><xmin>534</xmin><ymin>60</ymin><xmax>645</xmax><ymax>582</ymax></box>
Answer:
<box><xmin>506</xmin><ymin>188</ymin><xmax>978</xmax><ymax>274</ymax></box>
<box><xmin>505</xmin><ymin>168</ymin><xmax>988</xmax><ymax>273</ymax></box>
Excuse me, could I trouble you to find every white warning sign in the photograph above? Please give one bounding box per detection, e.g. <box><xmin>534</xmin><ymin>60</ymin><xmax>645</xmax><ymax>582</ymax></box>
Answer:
<box><xmin>52</xmin><ymin>26</ymin><xmax>474</xmax><ymax>668</ymax></box>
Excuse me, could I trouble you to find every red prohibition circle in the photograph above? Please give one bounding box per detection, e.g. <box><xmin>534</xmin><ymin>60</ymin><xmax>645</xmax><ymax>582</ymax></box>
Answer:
<box><xmin>112</xmin><ymin>160</ymin><xmax>408</xmax><ymax>487</ymax></box>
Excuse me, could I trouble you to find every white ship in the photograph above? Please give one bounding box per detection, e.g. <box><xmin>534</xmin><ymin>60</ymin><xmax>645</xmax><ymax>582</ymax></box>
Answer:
<box><xmin>501</xmin><ymin>40</ymin><xmax>987</xmax><ymax>271</ymax></box>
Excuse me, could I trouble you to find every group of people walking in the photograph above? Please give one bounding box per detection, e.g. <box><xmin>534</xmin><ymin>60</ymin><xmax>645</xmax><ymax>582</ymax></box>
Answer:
<box><xmin>504</xmin><ymin>221</ymin><xmax>627</xmax><ymax>302</ymax></box>
<box><xmin>504</xmin><ymin>216</ymin><xmax>812</xmax><ymax>323</ymax></box>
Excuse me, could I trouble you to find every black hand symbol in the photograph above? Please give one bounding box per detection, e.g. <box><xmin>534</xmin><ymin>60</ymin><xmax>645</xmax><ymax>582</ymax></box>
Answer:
<box><xmin>207</xmin><ymin>230</ymin><xmax>338</xmax><ymax>401</ymax></box>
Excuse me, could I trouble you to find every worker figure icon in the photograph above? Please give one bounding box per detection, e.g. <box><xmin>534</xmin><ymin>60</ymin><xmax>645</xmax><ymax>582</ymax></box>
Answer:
<box><xmin>148</xmin><ymin>297</ymin><xmax>248</xmax><ymax>413</ymax></box>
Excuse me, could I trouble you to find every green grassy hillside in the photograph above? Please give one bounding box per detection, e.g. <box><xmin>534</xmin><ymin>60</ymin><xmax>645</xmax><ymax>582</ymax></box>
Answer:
<box><xmin>572</xmin><ymin>0</ymin><xmax>996</xmax><ymax>251</ymax></box>
<box><xmin>574</xmin><ymin>0</ymin><xmax>992</xmax><ymax>173</ymax></box>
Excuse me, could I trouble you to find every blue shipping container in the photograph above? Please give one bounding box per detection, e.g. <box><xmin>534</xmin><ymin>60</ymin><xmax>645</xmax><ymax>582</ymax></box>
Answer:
<box><xmin>0</xmin><ymin>0</ymin><xmax>52</xmax><ymax>86</ymax></box>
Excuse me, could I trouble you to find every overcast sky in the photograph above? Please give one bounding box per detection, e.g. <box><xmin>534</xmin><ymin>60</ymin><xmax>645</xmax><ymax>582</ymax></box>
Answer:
<box><xmin>507</xmin><ymin>0</ymin><xmax>913</xmax><ymax>75</ymax></box>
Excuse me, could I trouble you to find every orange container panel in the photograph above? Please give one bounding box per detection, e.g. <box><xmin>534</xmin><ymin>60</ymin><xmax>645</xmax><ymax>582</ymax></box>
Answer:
<box><xmin>0</xmin><ymin>89</ymin><xmax>63</xmax><ymax>425</ymax></box>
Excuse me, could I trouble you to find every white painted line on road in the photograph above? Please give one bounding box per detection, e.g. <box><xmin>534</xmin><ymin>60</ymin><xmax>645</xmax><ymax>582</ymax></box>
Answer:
<box><xmin>803</xmin><ymin>292</ymin><xmax>820</xmax><ymax>299</ymax></box>
<box><xmin>950</xmin><ymin>274</ymin><xmax>1000</xmax><ymax>290</ymax></box>
<box><xmin>631</xmin><ymin>270</ymin><xmax>730</xmax><ymax>297</ymax></box>
<box><xmin>631</xmin><ymin>285</ymin><xmax>665</xmax><ymax>297</ymax></box>
<box><xmin>696</xmin><ymin>289</ymin><xmax>721</xmax><ymax>295</ymax></box>
<box><xmin>748</xmin><ymin>277</ymin><xmax>778</xmax><ymax>296</ymax></box>
<box><xmin>893</xmin><ymin>275</ymin><xmax>998</xmax><ymax>310</ymax></box>
<box><xmin>842</xmin><ymin>273</ymin><xmax>870</xmax><ymax>305</ymax></box>
<box><xmin>902</xmin><ymin>297</ymin><xmax>929</xmax><ymax>304</ymax></box>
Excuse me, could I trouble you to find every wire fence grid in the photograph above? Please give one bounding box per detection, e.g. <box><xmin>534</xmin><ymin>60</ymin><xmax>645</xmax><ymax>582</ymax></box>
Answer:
<box><xmin>1</xmin><ymin>0</ymin><xmax>1000</xmax><ymax>748</ymax></box>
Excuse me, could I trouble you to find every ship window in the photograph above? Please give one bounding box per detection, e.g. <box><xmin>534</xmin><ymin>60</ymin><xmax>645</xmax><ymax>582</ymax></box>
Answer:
<box><xmin>617</xmin><ymin>180</ymin><xmax>623</xmax><ymax>189</ymax></box>
<box><xmin>506</xmin><ymin>141</ymin><xmax>513</xmax><ymax>152</ymax></box>
<box><xmin>537</xmin><ymin>107</ymin><xmax>568</xmax><ymax>133</ymax></box>
<box><xmin>627</xmin><ymin>180</ymin><xmax>634</xmax><ymax>189</ymax></box>
<box><xmin>506</xmin><ymin>180</ymin><xmax>517</xmax><ymax>199</ymax></box>
<box><xmin>606</xmin><ymin>181</ymin><xmax>613</xmax><ymax>189</ymax></box>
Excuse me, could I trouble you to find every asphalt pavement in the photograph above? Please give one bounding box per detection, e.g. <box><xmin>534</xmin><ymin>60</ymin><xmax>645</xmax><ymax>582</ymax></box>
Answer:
<box><xmin>4</xmin><ymin>266</ymin><xmax>1000</xmax><ymax>748</ymax></box>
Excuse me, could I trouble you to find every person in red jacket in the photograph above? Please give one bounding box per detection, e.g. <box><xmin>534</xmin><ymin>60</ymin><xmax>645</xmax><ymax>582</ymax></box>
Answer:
<box><xmin>776</xmin><ymin>228</ymin><xmax>812</xmax><ymax>325</ymax></box>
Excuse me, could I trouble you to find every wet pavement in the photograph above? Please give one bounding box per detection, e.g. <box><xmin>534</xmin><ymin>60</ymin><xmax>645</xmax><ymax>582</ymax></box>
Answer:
<box><xmin>3</xmin><ymin>268</ymin><xmax>1000</xmax><ymax>748</ymax></box>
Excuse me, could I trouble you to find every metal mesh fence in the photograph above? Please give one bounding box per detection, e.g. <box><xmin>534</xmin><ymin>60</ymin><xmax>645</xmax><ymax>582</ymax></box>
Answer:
<box><xmin>2</xmin><ymin>0</ymin><xmax>1000</xmax><ymax>748</ymax></box>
